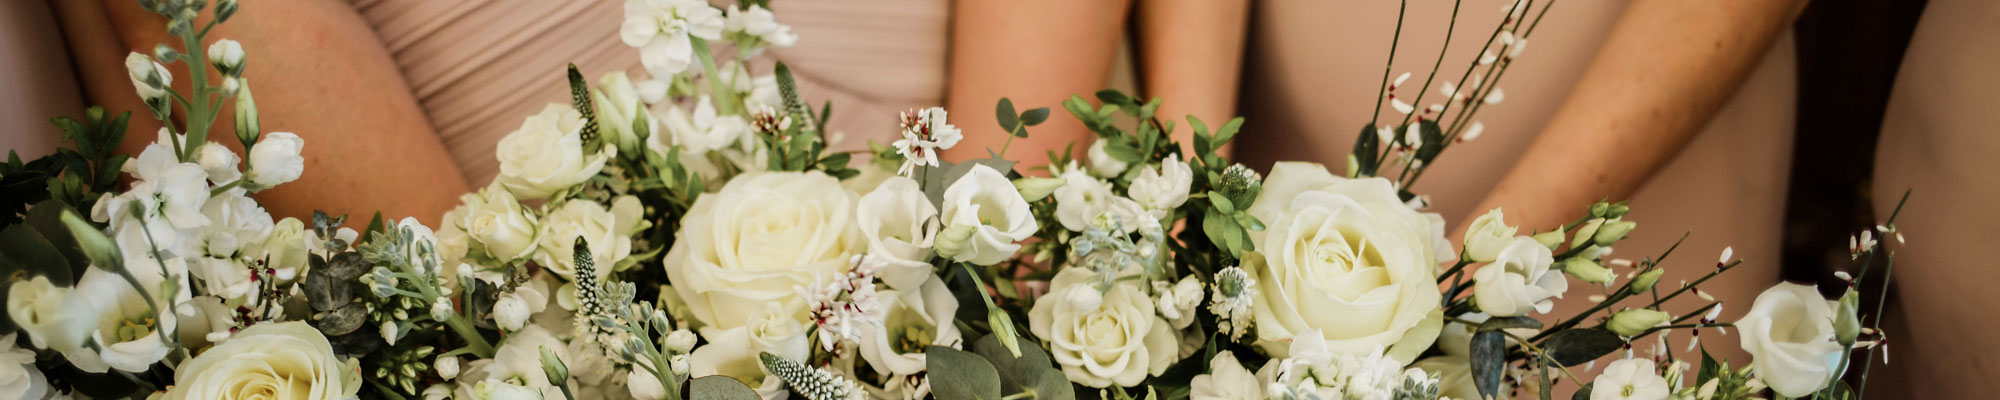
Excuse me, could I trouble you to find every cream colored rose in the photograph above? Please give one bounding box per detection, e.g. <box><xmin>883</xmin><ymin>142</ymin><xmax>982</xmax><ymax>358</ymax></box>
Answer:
<box><xmin>858</xmin><ymin>276</ymin><xmax>962</xmax><ymax>376</ymax></box>
<box><xmin>1737</xmin><ymin>282</ymin><xmax>1843</xmax><ymax>397</ymax></box>
<box><xmin>665</xmin><ymin>171</ymin><xmax>862</xmax><ymax>332</ymax></box>
<box><xmin>935</xmin><ymin>164</ymin><xmax>1036</xmax><ymax>266</ymax></box>
<box><xmin>257</xmin><ymin>217</ymin><xmax>310</xmax><ymax>281</ymax></box>
<box><xmin>1462</xmin><ymin>208</ymin><xmax>1517</xmax><ymax>263</ymax></box>
<box><xmin>1242</xmin><ymin>162</ymin><xmax>1445</xmax><ymax>363</ymax></box>
<box><xmin>534</xmin><ymin>196</ymin><xmax>640</xmax><ymax>281</ymax></box>
<box><xmin>1028</xmin><ymin>267</ymin><xmax>1178</xmax><ymax>388</ymax></box>
<box><xmin>1190</xmin><ymin>351</ymin><xmax>1264</xmax><ymax>400</ymax></box>
<box><xmin>855</xmin><ymin>177</ymin><xmax>939</xmax><ymax>290</ymax></box>
<box><xmin>462</xmin><ymin>183</ymin><xmax>540</xmax><ymax>261</ymax></box>
<box><xmin>163</xmin><ymin>322</ymin><xmax>362</xmax><ymax>400</ymax></box>
<box><xmin>688</xmin><ymin>302</ymin><xmax>809</xmax><ymax>393</ymax></box>
<box><xmin>495</xmin><ymin>104</ymin><xmax>613</xmax><ymax>200</ymax></box>
<box><xmin>1473</xmin><ymin>236</ymin><xmax>1566</xmax><ymax>317</ymax></box>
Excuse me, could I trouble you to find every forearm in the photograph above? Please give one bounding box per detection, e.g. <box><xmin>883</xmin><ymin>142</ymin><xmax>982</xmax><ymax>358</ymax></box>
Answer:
<box><xmin>1465</xmin><ymin>0</ymin><xmax>1807</xmax><ymax>232</ymax></box>
<box><xmin>1135</xmin><ymin>0</ymin><xmax>1249</xmax><ymax>154</ymax></box>
<box><xmin>56</xmin><ymin>0</ymin><xmax>468</xmax><ymax>223</ymax></box>
<box><xmin>944</xmin><ymin>0</ymin><xmax>1130</xmax><ymax>166</ymax></box>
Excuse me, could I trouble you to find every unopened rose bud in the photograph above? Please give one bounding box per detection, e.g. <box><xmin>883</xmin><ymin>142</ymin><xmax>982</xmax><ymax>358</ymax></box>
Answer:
<box><xmin>1563</xmin><ymin>258</ymin><xmax>1615</xmax><ymax>284</ymax></box>
<box><xmin>1629</xmin><ymin>268</ymin><xmax>1664</xmax><ymax>293</ymax></box>
<box><xmin>1608</xmin><ymin>309</ymin><xmax>1671</xmax><ymax>337</ymax></box>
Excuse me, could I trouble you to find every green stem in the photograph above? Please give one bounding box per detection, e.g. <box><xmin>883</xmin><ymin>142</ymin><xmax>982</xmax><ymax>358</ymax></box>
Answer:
<box><xmin>179</xmin><ymin>28</ymin><xmax>213</xmax><ymax>161</ymax></box>
<box><xmin>963</xmin><ymin>263</ymin><xmax>1022</xmax><ymax>357</ymax></box>
<box><xmin>1401</xmin><ymin>0</ymin><xmax>1464</xmax><ymax>127</ymax></box>
<box><xmin>1368</xmin><ymin>0</ymin><xmax>1410</xmax><ymax>128</ymax></box>
<box><xmin>690</xmin><ymin>37</ymin><xmax>739</xmax><ymax>116</ymax></box>
<box><xmin>1857</xmin><ymin>190</ymin><xmax>1912</xmax><ymax>395</ymax></box>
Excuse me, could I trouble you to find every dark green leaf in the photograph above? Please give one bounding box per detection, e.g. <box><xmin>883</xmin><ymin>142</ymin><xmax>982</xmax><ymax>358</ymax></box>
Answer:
<box><xmin>1479</xmin><ymin>315</ymin><xmax>1545</xmax><ymax>332</ymax></box>
<box><xmin>1572</xmin><ymin>383</ymin><xmax>1593</xmax><ymax>400</ymax></box>
<box><xmin>313</xmin><ymin>302</ymin><xmax>369</xmax><ymax>336</ymax></box>
<box><xmin>689</xmin><ymin>375</ymin><xmax>760</xmax><ymax>400</ymax></box>
<box><xmin>24</xmin><ymin>200</ymin><xmax>88</xmax><ymax>278</ymax></box>
<box><xmin>1351</xmin><ymin>124</ymin><xmax>1380</xmax><ymax>176</ymax></box>
<box><xmin>1032</xmin><ymin>369</ymin><xmax>1077</xmax><ymax>400</ymax></box>
<box><xmin>1020</xmin><ymin>107</ymin><xmax>1051</xmax><ymax>126</ymax></box>
<box><xmin>1470</xmin><ymin>330</ymin><xmax>1507</xmax><ymax>400</ymax></box>
<box><xmin>996</xmin><ymin>98</ymin><xmax>1020</xmax><ymax>133</ymax></box>
<box><xmin>0</xmin><ymin>224</ymin><xmax>74</xmax><ymax>286</ymax></box>
<box><xmin>324</xmin><ymin>252</ymin><xmax>371</xmax><ymax>280</ymax></box>
<box><xmin>1542</xmin><ymin>328</ymin><xmax>1625</xmax><ymax>366</ymax></box>
<box><xmin>1095</xmin><ymin>89</ymin><xmax>1136</xmax><ymax>110</ymax></box>
<box><xmin>928</xmin><ymin>346</ymin><xmax>1003</xmax><ymax>400</ymax></box>
<box><xmin>1413</xmin><ymin>119</ymin><xmax>1445</xmax><ymax>163</ymax></box>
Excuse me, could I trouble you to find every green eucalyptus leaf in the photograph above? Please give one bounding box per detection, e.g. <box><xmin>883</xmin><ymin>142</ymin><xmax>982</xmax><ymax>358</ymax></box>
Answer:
<box><xmin>928</xmin><ymin>346</ymin><xmax>1003</xmax><ymax>400</ymax></box>
<box><xmin>314</xmin><ymin>302</ymin><xmax>369</xmax><ymax>336</ymax></box>
<box><xmin>24</xmin><ymin>200</ymin><xmax>88</xmax><ymax>277</ymax></box>
<box><xmin>972</xmin><ymin>334</ymin><xmax>1056</xmax><ymax>394</ymax></box>
<box><xmin>1572</xmin><ymin>383</ymin><xmax>1593</xmax><ymax>400</ymax></box>
<box><xmin>1541</xmin><ymin>328</ymin><xmax>1625</xmax><ymax>366</ymax></box>
<box><xmin>1020</xmin><ymin>107</ymin><xmax>1051</xmax><ymax>126</ymax></box>
<box><xmin>997</xmin><ymin>98</ymin><xmax>1020</xmax><ymax>133</ymax></box>
<box><xmin>0</xmin><ymin>225</ymin><xmax>74</xmax><ymax>286</ymax></box>
<box><xmin>689</xmin><ymin>375</ymin><xmax>760</xmax><ymax>400</ymax></box>
<box><xmin>1479</xmin><ymin>315</ymin><xmax>1545</xmax><ymax>332</ymax></box>
<box><xmin>1351</xmin><ymin>124</ymin><xmax>1380</xmax><ymax>177</ymax></box>
<box><xmin>1414</xmin><ymin>119</ymin><xmax>1446</xmax><ymax>163</ymax></box>
<box><xmin>1470</xmin><ymin>330</ymin><xmax>1507</xmax><ymax>400</ymax></box>
<box><xmin>1212</xmin><ymin>117</ymin><xmax>1245</xmax><ymax>145</ymax></box>
<box><xmin>1032</xmin><ymin>368</ymin><xmax>1077</xmax><ymax>400</ymax></box>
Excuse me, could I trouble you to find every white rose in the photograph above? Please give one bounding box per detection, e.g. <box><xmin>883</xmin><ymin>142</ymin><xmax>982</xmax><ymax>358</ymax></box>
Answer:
<box><xmin>247</xmin><ymin>131</ymin><xmax>305</xmax><ymax>188</ymax></box>
<box><xmin>1462</xmin><ymin>208</ymin><xmax>1518</xmax><ymax>263</ymax></box>
<box><xmin>462</xmin><ymin>184</ymin><xmax>540</xmax><ymax>261</ymax></box>
<box><xmin>1130</xmin><ymin>154</ymin><xmax>1193</xmax><ymax>211</ymax></box>
<box><xmin>196</xmin><ymin>141</ymin><xmax>242</xmax><ymax>186</ymax></box>
<box><xmin>855</xmin><ymin>176</ymin><xmax>939</xmax><ymax>290</ymax></box>
<box><xmin>1243</xmin><ymin>162</ymin><xmax>1446</xmax><ymax>363</ymax></box>
<box><xmin>858</xmin><ymin>276</ymin><xmax>962</xmax><ymax>376</ymax></box>
<box><xmin>1736</xmin><ymin>282</ymin><xmax>1843</xmax><ymax>397</ymax></box>
<box><xmin>1472</xmin><ymin>236</ymin><xmax>1566</xmax><ymax>317</ymax></box>
<box><xmin>495</xmin><ymin>104</ymin><xmax>613</xmax><ymax>200</ymax></box>
<box><xmin>534</xmin><ymin>197</ymin><xmax>638</xmax><ymax>281</ymax></box>
<box><xmin>124</xmin><ymin>52</ymin><xmax>170</xmax><ymax>101</ymax></box>
<box><xmin>257</xmin><ymin>217</ymin><xmax>310</xmax><ymax>280</ymax></box>
<box><xmin>1028</xmin><ymin>267</ymin><xmax>1178</xmax><ymax>388</ymax></box>
<box><xmin>1086</xmin><ymin>139</ymin><xmax>1129</xmax><ymax>178</ymax></box>
<box><xmin>1190</xmin><ymin>351</ymin><xmax>1264</xmax><ymax>400</ymax></box>
<box><xmin>162</xmin><ymin>322</ymin><xmax>362</xmax><ymax>400</ymax></box>
<box><xmin>594</xmin><ymin>71</ymin><xmax>652</xmax><ymax>154</ymax></box>
<box><xmin>688</xmin><ymin>302</ymin><xmax>809</xmax><ymax>389</ymax></box>
<box><xmin>935</xmin><ymin>164</ymin><xmax>1036</xmax><ymax>266</ymax></box>
<box><xmin>665</xmin><ymin>171</ymin><xmax>861</xmax><ymax>332</ymax></box>
<box><xmin>6</xmin><ymin>276</ymin><xmax>94</xmax><ymax>353</ymax></box>
<box><xmin>1592</xmin><ymin>359</ymin><xmax>1669</xmax><ymax>400</ymax></box>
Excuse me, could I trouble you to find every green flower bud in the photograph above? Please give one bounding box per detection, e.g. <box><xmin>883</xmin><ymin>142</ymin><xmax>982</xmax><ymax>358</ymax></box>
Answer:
<box><xmin>1594</xmin><ymin>220</ymin><xmax>1638</xmax><ymax>246</ymax></box>
<box><xmin>1606</xmin><ymin>204</ymin><xmax>1631</xmax><ymax>218</ymax></box>
<box><xmin>1834</xmin><ymin>289</ymin><xmax>1862</xmax><ymax>346</ymax></box>
<box><xmin>59</xmin><ymin>210</ymin><xmax>122</xmax><ymax>273</ymax></box>
<box><xmin>235</xmin><ymin>78</ymin><xmax>261</xmax><ymax>147</ymax></box>
<box><xmin>932</xmin><ymin>224</ymin><xmax>978</xmax><ymax>262</ymax></box>
<box><xmin>1531</xmin><ymin>230</ymin><xmax>1566</xmax><ymax>250</ymax></box>
<box><xmin>539</xmin><ymin>346</ymin><xmax>569</xmax><ymax>386</ymax></box>
<box><xmin>1608</xmin><ymin>309</ymin><xmax>1672</xmax><ymax>337</ymax></box>
<box><xmin>1563</xmin><ymin>258</ymin><xmax>1615</xmax><ymax>284</ymax></box>
<box><xmin>1629</xmin><ymin>268</ymin><xmax>1664</xmax><ymax>293</ymax></box>
<box><xmin>1572</xmin><ymin>219</ymin><xmax>1605</xmax><ymax>248</ymax></box>
<box><xmin>1590</xmin><ymin>202</ymin><xmax>1611</xmax><ymax>217</ymax></box>
<box><xmin>1012</xmin><ymin>177</ymin><xmax>1066</xmax><ymax>202</ymax></box>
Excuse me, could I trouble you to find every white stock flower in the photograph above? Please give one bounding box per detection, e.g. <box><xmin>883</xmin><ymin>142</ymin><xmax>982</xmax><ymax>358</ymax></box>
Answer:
<box><xmin>162</xmin><ymin>322</ymin><xmax>362</xmax><ymax>400</ymax></box>
<box><xmin>124</xmin><ymin>52</ymin><xmax>170</xmax><ymax>101</ymax></box>
<box><xmin>470</xmin><ymin>380</ymin><xmax>544</xmax><ymax>400</ymax></box>
<box><xmin>621</xmin><ymin>0</ymin><xmax>725</xmax><ymax>77</ymax></box>
<box><xmin>493</xmin><ymin>294</ymin><xmax>532</xmax><ymax>332</ymax></box>
<box><xmin>199</xmin><ymin>192</ymin><xmax>273</xmax><ymax>258</ymax></box>
<box><xmin>856</xmin><ymin>177</ymin><xmax>939</xmax><ymax>290</ymax></box>
<box><xmin>1129</xmin><ymin>154</ymin><xmax>1193</xmax><ymax>211</ymax></box>
<box><xmin>207</xmin><ymin>39</ymin><xmax>245</xmax><ymax>73</ymax></box>
<box><xmin>1462</xmin><ymin>208</ymin><xmax>1517</xmax><ymax>263</ymax></box>
<box><xmin>488</xmin><ymin>325</ymin><xmax>570</xmax><ymax>397</ymax></box>
<box><xmin>1157</xmin><ymin>276</ymin><xmax>1203</xmax><ymax>329</ymax></box>
<box><xmin>1737</xmin><ymin>282</ymin><xmax>1843</xmax><ymax>397</ymax></box>
<box><xmin>1190</xmin><ymin>351</ymin><xmax>1263</xmax><ymax>400</ymax></box>
<box><xmin>656</xmin><ymin>96</ymin><xmax>749</xmax><ymax>153</ymax></box>
<box><xmin>858</xmin><ymin>276</ymin><xmax>962</xmax><ymax>377</ymax></box>
<box><xmin>1473</xmin><ymin>236</ymin><xmax>1566</xmax><ymax>317</ymax></box>
<box><xmin>665</xmin><ymin>171</ymin><xmax>862</xmax><ymax>334</ymax></box>
<box><xmin>1028</xmin><ymin>267</ymin><xmax>1178</xmax><ymax>388</ymax></box>
<box><xmin>534</xmin><ymin>197</ymin><xmax>638</xmax><ymax>281</ymax></box>
<box><xmin>462</xmin><ymin>183</ymin><xmax>540</xmax><ymax>261</ymax></box>
<box><xmin>196</xmin><ymin>141</ymin><xmax>242</xmax><ymax>186</ymax></box>
<box><xmin>1242</xmin><ymin>162</ymin><xmax>1447</xmax><ymax>363</ymax></box>
<box><xmin>437</xmin><ymin>356</ymin><xmax>462</xmax><ymax>380</ymax></box>
<box><xmin>257</xmin><ymin>217</ymin><xmax>310</xmax><ymax>279</ymax></box>
<box><xmin>1086</xmin><ymin>140</ymin><xmax>1129</xmax><ymax>178</ymax></box>
<box><xmin>934</xmin><ymin>164</ymin><xmax>1036</xmax><ymax>266</ymax></box>
<box><xmin>1592</xmin><ymin>359</ymin><xmax>1669</xmax><ymax>400</ymax></box>
<box><xmin>724</xmin><ymin>4</ymin><xmax>797</xmax><ymax>48</ymax></box>
<box><xmin>6</xmin><ymin>276</ymin><xmax>94</xmax><ymax>354</ymax></box>
<box><xmin>496</xmin><ymin>104</ymin><xmax>612</xmax><ymax>200</ymax></box>
<box><xmin>247</xmin><ymin>132</ymin><xmax>306</xmax><ymax>188</ymax></box>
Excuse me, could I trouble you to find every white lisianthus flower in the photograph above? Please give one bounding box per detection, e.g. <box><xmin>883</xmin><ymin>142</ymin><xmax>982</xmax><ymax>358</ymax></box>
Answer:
<box><xmin>196</xmin><ymin>141</ymin><xmax>242</xmax><ymax>186</ymax></box>
<box><xmin>1473</xmin><ymin>236</ymin><xmax>1566</xmax><ymax>317</ymax></box>
<box><xmin>1189</xmin><ymin>351</ymin><xmax>1264</xmax><ymax>400</ymax></box>
<box><xmin>724</xmin><ymin>4</ymin><xmax>797</xmax><ymax>48</ymax></box>
<box><xmin>1052</xmin><ymin>169</ymin><xmax>1148</xmax><ymax>233</ymax></box>
<box><xmin>1130</xmin><ymin>154</ymin><xmax>1193</xmax><ymax>211</ymax></box>
<box><xmin>1592</xmin><ymin>359</ymin><xmax>1669</xmax><ymax>400</ymax></box>
<box><xmin>1028</xmin><ymin>267</ymin><xmax>1178</xmax><ymax>388</ymax></box>
<box><xmin>6</xmin><ymin>276</ymin><xmax>94</xmax><ymax>354</ymax></box>
<box><xmin>657</xmin><ymin>96</ymin><xmax>749</xmax><ymax>153</ymax></box>
<box><xmin>470</xmin><ymin>379</ymin><xmax>545</xmax><ymax>400</ymax></box>
<box><xmin>1242</xmin><ymin>162</ymin><xmax>1447</xmax><ymax>363</ymax></box>
<box><xmin>934</xmin><ymin>164</ymin><xmax>1036</xmax><ymax>266</ymax></box>
<box><xmin>0</xmin><ymin>333</ymin><xmax>50</xmax><ymax>400</ymax></box>
<box><xmin>687</xmin><ymin>302</ymin><xmax>810</xmax><ymax>394</ymax></box>
<box><xmin>535</xmin><ymin>196</ymin><xmax>639</xmax><ymax>281</ymax></box>
<box><xmin>858</xmin><ymin>276</ymin><xmax>962</xmax><ymax>376</ymax></box>
<box><xmin>1462</xmin><ymin>208</ymin><xmax>1518</xmax><ymax>263</ymax></box>
<box><xmin>1086</xmin><ymin>140</ymin><xmax>1129</xmax><ymax>178</ymax></box>
<box><xmin>462</xmin><ymin>183</ymin><xmax>540</xmax><ymax>262</ymax></box>
<box><xmin>247</xmin><ymin>131</ymin><xmax>306</xmax><ymax>188</ymax></box>
<box><xmin>207</xmin><ymin>39</ymin><xmax>245</xmax><ymax>74</ymax></box>
<box><xmin>855</xmin><ymin>177</ymin><xmax>940</xmax><ymax>290</ymax></box>
<box><xmin>621</xmin><ymin>0</ymin><xmax>724</xmax><ymax>77</ymax></box>
<box><xmin>162</xmin><ymin>322</ymin><xmax>362</xmax><ymax>400</ymax></box>
<box><xmin>70</xmin><ymin>266</ymin><xmax>180</xmax><ymax>373</ymax></box>
<box><xmin>124</xmin><ymin>52</ymin><xmax>170</xmax><ymax>101</ymax></box>
<box><xmin>665</xmin><ymin>171</ymin><xmax>862</xmax><ymax>333</ymax></box>
<box><xmin>496</xmin><ymin>104</ymin><xmax>612</xmax><ymax>200</ymax></box>
<box><xmin>1737</xmin><ymin>282</ymin><xmax>1844</xmax><ymax>397</ymax></box>
<box><xmin>171</xmin><ymin>297</ymin><xmax>237</xmax><ymax>350</ymax></box>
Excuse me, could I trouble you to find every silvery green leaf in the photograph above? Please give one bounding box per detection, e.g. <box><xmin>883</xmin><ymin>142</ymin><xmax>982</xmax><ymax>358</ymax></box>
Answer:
<box><xmin>1470</xmin><ymin>330</ymin><xmax>1506</xmax><ymax>400</ymax></box>
<box><xmin>1541</xmin><ymin>328</ymin><xmax>1624</xmax><ymax>366</ymax></box>
<box><xmin>927</xmin><ymin>346</ymin><xmax>1003</xmax><ymax>400</ymax></box>
<box><xmin>315</xmin><ymin>302</ymin><xmax>369</xmax><ymax>336</ymax></box>
<box><xmin>690</xmin><ymin>376</ymin><xmax>759</xmax><ymax>400</ymax></box>
<box><xmin>1479</xmin><ymin>315</ymin><xmax>1545</xmax><ymax>332</ymax></box>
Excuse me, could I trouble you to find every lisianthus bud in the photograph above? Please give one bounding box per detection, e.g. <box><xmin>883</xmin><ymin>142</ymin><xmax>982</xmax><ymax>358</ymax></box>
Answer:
<box><xmin>1562</xmin><ymin>258</ymin><xmax>1615</xmax><ymax>284</ymax></box>
<box><xmin>1608</xmin><ymin>309</ymin><xmax>1671</xmax><ymax>337</ymax></box>
<box><xmin>1572</xmin><ymin>219</ymin><xmax>1605</xmax><ymax>248</ymax></box>
<box><xmin>60</xmin><ymin>210</ymin><xmax>123</xmax><ymax>273</ymax></box>
<box><xmin>1531</xmin><ymin>230</ymin><xmax>1565</xmax><ymax>250</ymax></box>
<box><xmin>1834</xmin><ymin>289</ymin><xmax>1861</xmax><ymax>346</ymax></box>
<box><xmin>1590</xmin><ymin>202</ymin><xmax>1611</xmax><ymax>217</ymax></box>
<box><xmin>932</xmin><ymin>224</ymin><xmax>978</xmax><ymax>262</ymax></box>
<box><xmin>539</xmin><ymin>346</ymin><xmax>570</xmax><ymax>386</ymax></box>
<box><xmin>235</xmin><ymin>78</ymin><xmax>261</xmax><ymax>146</ymax></box>
<box><xmin>1594</xmin><ymin>220</ymin><xmax>1637</xmax><ymax>246</ymax></box>
<box><xmin>1013</xmin><ymin>177</ymin><xmax>1066</xmax><ymax>202</ymax></box>
<box><xmin>1606</xmin><ymin>204</ymin><xmax>1631</xmax><ymax>218</ymax></box>
<box><xmin>1629</xmin><ymin>268</ymin><xmax>1664</xmax><ymax>293</ymax></box>
<box><xmin>208</xmin><ymin>39</ymin><xmax>246</xmax><ymax>76</ymax></box>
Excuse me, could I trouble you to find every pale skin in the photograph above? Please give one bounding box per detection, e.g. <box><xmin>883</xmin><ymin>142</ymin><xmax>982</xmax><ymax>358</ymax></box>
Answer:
<box><xmin>51</xmin><ymin>0</ymin><xmax>467</xmax><ymax>224</ymax></box>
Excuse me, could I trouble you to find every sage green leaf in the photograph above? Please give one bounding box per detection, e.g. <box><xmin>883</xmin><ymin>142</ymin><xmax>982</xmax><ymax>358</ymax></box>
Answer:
<box><xmin>1020</xmin><ymin>107</ymin><xmax>1050</xmax><ymax>126</ymax></box>
<box><xmin>689</xmin><ymin>375</ymin><xmax>760</xmax><ymax>400</ymax></box>
<box><xmin>928</xmin><ymin>346</ymin><xmax>1003</xmax><ymax>400</ymax></box>
<box><xmin>1032</xmin><ymin>369</ymin><xmax>1077</xmax><ymax>400</ymax></box>
<box><xmin>971</xmin><ymin>335</ymin><xmax>1056</xmax><ymax>394</ymax></box>
<box><xmin>997</xmin><ymin>98</ymin><xmax>1020</xmax><ymax>133</ymax></box>
<box><xmin>1542</xmin><ymin>328</ymin><xmax>1624</xmax><ymax>366</ymax></box>
<box><xmin>1470</xmin><ymin>330</ymin><xmax>1506</xmax><ymax>400</ymax></box>
<box><xmin>314</xmin><ymin>302</ymin><xmax>369</xmax><ymax>336</ymax></box>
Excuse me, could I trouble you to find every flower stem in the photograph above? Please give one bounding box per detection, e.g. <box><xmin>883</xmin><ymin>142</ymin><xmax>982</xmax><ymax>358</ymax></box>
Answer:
<box><xmin>179</xmin><ymin>27</ymin><xmax>212</xmax><ymax>161</ymax></box>
<box><xmin>1368</xmin><ymin>0</ymin><xmax>1410</xmax><ymax>129</ymax></box>
<box><xmin>690</xmin><ymin>37</ymin><xmax>739</xmax><ymax>116</ymax></box>
<box><xmin>1401</xmin><ymin>0</ymin><xmax>1464</xmax><ymax>127</ymax></box>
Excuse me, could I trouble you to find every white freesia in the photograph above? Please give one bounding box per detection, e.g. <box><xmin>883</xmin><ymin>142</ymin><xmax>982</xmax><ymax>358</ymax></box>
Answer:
<box><xmin>124</xmin><ymin>52</ymin><xmax>170</xmax><ymax>101</ymax></box>
<box><xmin>247</xmin><ymin>131</ymin><xmax>306</xmax><ymax>188</ymax></box>
<box><xmin>495</xmin><ymin>104</ymin><xmax>612</xmax><ymax>200</ymax></box>
<box><xmin>1472</xmin><ymin>236</ymin><xmax>1566</xmax><ymax>317</ymax></box>
<box><xmin>1189</xmin><ymin>351</ymin><xmax>1264</xmax><ymax>400</ymax></box>
<box><xmin>1736</xmin><ymin>282</ymin><xmax>1843</xmax><ymax>397</ymax></box>
<box><xmin>858</xmin><ymin>276</ymin><xmax>962</xmax><ymax>376</ymax></box>
<box><xmin>621</xmin><ymin>0</ymin><xmax>724</xmax><ymax>77</ymax></box>
<box><xmin>1086</xmin><ymin>140</ymin><xmax>1129</xmax><ymax>178</ymax></box>
<box><xmin>1462</xmin><ymin>208</ymin><xmax>1517</xmax><ymax>263</ymax></box>
<box><xmin>162</xmin><ymin>322</ymin><xmax>363</xmax><ymax>400</ymax></box>
<box><xmin>1242</xmin><ymin>162</ymin><xmax>1446</xmax><ymax>363</ymax></box>
<box><xmin>1592</xmin><ymin>359</ymin><xmax>1669</xmax><ymax>400</ymax></box>
<box><xmin>724</xmin><ymin>4</ymin><xmax>797</xmax><ymax>48</ymax></box>
<box><xmin>855</xmin><ymin>177</ymin><xmax>939</xmax><ymax>289</ymax></box>
<box><xmin>665</xmin><ymin>171</ymin><xmax>861</xmax><ymax>334</ymax></box>
<box><xmin>1028</xmin><ymin>267</ymin><xmax>1178</xmax><ymax>388</ymax></box>
<box><xmin>462</xmin><ymin>183</ymin><xmax>540</xmax><ymax>261</ymax></box>
<box><xmin>535</xmin><ymin>196</ymin><xmax>639</xmax><ymax>281</ymax></box>
<box><xmin>6</xmin><ymin>276</ymin><xmax>94</xmax><ymax>354</ymax></box>
<box><xmin>934</xmin><ymin>164</ymin><xmax>1036</xmax><ymax>266</ymax></box>
<box><xmin>1129</xmin><ymin>154</ymin><xmax>1193</xmax><ymax>210</ymax></box>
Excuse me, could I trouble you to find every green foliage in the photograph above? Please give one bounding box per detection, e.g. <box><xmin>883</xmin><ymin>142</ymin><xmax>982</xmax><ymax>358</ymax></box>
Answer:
<box><xmin>689</xmin><ymin>375</ymin><xmax>760</xmax><ymax>400</ymax></box>
<box><xmin>971</xmin><ymin>335</ymin><xmax>1076</xmax><ymax>400</ymax></box>
<box><xmin>927</xmin><ymin>346</ymin><xmax>1004</xmax><ymax>400</ymax></box>
<box><xmin>1539</xmin><ymin>328</ymin><xmax>1624</xmax><ymax>367</ymax></box>
<box><xmin>1469</xmin><ymin>330</ymin><xmax>1507</xmax><ymax>400</ymax></box>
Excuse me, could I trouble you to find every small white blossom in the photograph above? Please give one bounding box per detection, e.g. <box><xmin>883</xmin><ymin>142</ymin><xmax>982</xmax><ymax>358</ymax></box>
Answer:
<box><xmin>1210</xmin><ymin>266</ymin><xmax>1257</xmax><ymax>341</ymax></box>
<box><xmin>621</xmin><ymin>0</ymin><xmax>726</xmax><ymax>77</ymax></box>
<box><xmin>891</xmin><ymin>107</ymin><xmax>963</xmax><ymax>176</ymax></box>
<box><xmin>207</xmin><ymin>39</ymin><xmax>246</xmax><ymax>74</ymax></box>
<box><xmin>124</xmin><ymin>52</ymin><xmax>171</xmax><ymax>101</ymax></box>
<box><xmin>724</xmin><ymin>4</ymin><xmax>797</xmax><ymax>49</ymax></box>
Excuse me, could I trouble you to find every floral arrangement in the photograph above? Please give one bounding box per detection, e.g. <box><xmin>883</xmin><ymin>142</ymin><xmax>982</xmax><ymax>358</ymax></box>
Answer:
<box><xmin>0</xmin><ymin>0</ymin><xmax>1906</xmax><ymax>400</ymax></box>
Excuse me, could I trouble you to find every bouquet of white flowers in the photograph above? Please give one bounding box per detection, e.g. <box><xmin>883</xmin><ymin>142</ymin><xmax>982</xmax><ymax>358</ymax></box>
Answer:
<box><xmin>0</xmin><ymin>0</ymin><xmax>1906</xmax><ymax>399</ymax></box>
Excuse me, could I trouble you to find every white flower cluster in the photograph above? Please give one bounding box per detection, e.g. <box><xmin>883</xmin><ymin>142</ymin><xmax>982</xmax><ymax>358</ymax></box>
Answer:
<box><xmin>1191</xmin><ymin>332</ymin><xmax>1439</xmax><ymax>400</ymax></box>
<box><xmin>891</xmin><ymin>107</ymin><xmax>964</xmax><ymax>176</ymax></box>
<box><xmin>799</xmin><ymin>255</ymin><xmax>890</xmax><ymax>352</ymax></box>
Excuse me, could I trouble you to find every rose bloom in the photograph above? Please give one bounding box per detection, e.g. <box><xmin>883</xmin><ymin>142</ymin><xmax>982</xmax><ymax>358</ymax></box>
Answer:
<box><xmin>1242</xmin><ymin>162</ymin><xmax>1449</xmax><ymax>362</ymax></box>
<box><xmin>1028</xmin><ymin>267</ymin><xmax>1178</xmax><ymax>388</ymax></box>
<box><xmin>162</xmin><ymin>322</ymin><xmax>361</xmax><ymax>400</ymax></box>
<box><xmin>494</xmin><ymin>104</ymin><xmax>612</xmax><ymax>200</ymax></box>
<box><xmin>665</xmin><ymin>170</ymin><xmax>863</xmax><ymax>331</ymax></box>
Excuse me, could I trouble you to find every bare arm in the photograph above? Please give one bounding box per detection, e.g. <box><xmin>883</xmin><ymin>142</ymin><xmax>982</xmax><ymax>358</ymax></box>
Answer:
<box><xmin>1135</xmin><ymin>0</ymin><xmax>1249</xmax><ymax>153</ymax></box>
<box><xmin>944</xmin><ymin>0</ymin><xmax>1130</xmax><ymax>166</ymax></box>
<box><xmin>52</xmin><ymin>0</ymin><xmax>467</xmax><ymax>224</ymax></box>
<box><xmin>1462</xmin><ymin>0</ymin><xmax>1808</xmax><ymax>233</ymax></box>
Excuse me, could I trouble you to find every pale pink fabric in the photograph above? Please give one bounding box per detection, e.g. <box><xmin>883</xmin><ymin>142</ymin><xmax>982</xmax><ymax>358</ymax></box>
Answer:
<box><xmin>346</xmin><ymin>0</ymin><xmax>951</xmax><ymax>186</ymax></box>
